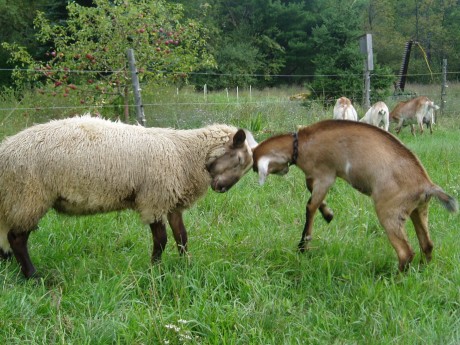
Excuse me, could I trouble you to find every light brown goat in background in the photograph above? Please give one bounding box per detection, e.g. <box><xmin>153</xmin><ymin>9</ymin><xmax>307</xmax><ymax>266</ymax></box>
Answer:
<box><xmin>390</xmin><ymin>96</ymin><xmax>439</xmax><ymax>135</ymax></box>
<box><xmin>253</xmin><ymin>120</ymin><xmax>458</xmax><ymax>271</ymax></box>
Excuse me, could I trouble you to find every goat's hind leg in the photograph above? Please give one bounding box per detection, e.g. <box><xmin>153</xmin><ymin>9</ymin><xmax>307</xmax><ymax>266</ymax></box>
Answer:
<box><xmin>410</xmin><ymin>204</ymin><xmax>433</xmax><ymax>264</ymax></box>
<box><xmin>376</xmin><ymin>208</ymin><xmax>414</xmax><ymax>271</ymax></box>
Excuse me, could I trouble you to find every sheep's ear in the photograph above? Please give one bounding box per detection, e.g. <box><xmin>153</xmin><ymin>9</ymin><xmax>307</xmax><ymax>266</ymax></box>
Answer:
<box><xmin>257</xmin><ymin>157</ymin><xmax>270</xmax><ymax>185</ymax></box>
<box><xmin>232</xmin><ymin>129</ymin><xmax>246</xmax><ymax>148</ymax></box>
<box><xmin>243</xmin><ymin>129</ymin><xmax>258</xmax><ymax>149</ymax></box>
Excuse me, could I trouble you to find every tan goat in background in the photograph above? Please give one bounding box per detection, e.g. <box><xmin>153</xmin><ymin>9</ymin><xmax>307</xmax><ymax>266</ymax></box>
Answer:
<box><xmin>390</xmin><ymin>96</ymin><xmax>439</xmax><ymax>135</ymax></box>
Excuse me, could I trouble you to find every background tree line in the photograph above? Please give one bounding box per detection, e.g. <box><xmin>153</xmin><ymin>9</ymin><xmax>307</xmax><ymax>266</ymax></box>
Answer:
<box><xmin>1</xmin><ymin>0</ymin><xmax>459</xmax><ymax>102</ymax></box>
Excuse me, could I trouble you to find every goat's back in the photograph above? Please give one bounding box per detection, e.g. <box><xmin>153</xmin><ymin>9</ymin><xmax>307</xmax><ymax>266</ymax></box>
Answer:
<box><xmin>296</xmin><ymin>120</ymin><xmax>431</xmax><ymax>195</ymax></box>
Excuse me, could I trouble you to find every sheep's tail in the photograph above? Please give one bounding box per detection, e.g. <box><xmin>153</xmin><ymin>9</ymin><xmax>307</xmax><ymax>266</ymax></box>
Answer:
<box><xmin>428</xmin><ymin>186</ymin><xmax>458</xmax><ymax>213</ymax></box>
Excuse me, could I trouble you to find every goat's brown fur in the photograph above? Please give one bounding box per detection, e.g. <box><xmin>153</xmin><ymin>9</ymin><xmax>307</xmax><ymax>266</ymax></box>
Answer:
<box><xmin>253</xmin><ymin>120</ymin><xmax>457</xmax><ymax>271</ymax></box>
<box><xmin>390</xmin><ymin>96</ymin><xmax>439</xmax><ymax>135</ymax></box>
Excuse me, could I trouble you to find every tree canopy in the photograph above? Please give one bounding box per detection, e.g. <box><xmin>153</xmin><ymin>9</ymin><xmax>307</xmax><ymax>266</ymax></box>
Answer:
<box><xmin>1</xmin><ymin>0</ymin><xmax>459</xmax><ymax>103</ymax></box>
<box><xmin>2</xmin><ymin>0</ymin><xmax>214</xmax><ymax>118</ymax></box>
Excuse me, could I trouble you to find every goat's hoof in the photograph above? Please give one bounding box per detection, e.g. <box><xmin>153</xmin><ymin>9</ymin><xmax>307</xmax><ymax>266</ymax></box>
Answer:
<box><xmin>297</xmin><ymin>243</ymin><xmax>308</xmax><ymax>253</ymax></box>
<box><xmin>324</xmin><ymin>213</ymin><xmax>334</xmax><ymax>223</ymax></box>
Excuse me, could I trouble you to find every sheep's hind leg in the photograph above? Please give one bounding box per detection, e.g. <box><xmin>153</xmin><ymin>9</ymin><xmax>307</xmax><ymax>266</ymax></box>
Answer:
<box><xmin>7</xmin><ymin>230</ymin><xmax>37</xmax><ymax>278</ymax></box>
<box><xmin>0</xmin><ymin>224</ymin><xmax>13</xmax><ymax>259</ymax></box>
<box><xmin>0</xmin><ymin>250</ymin><xmax>12</xmax><ymax>260</ymax></box>
<box><xmin>167</xmin><ymin>210</ymin><xmax>188</xmax><ymax>256</ymax></box>
<box><xmin>150</xmin><ymin>221</ymin><xmax>167</xmax><ymax>263</ymax></box>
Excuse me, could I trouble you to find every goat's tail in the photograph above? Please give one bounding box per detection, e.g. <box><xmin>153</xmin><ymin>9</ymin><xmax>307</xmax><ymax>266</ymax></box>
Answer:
<box><xmin>429</xmin><ymin>186</ymin><xmax>458</xmax><ymax>213</ymax></box>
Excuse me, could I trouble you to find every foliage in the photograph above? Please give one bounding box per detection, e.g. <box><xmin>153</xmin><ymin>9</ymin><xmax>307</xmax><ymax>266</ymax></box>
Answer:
<box><xmin>308</xmin><ymin>0</ymin><xmax>391</xmax><ymax>102</ymax></box>
<box><xmin>2</xmin><ymin>0</ymin><xmax>460</xmax><ymax>100</ymax></box>
<box><xmin>187</xmin><ymin>0</ymin><xmax>287</xmax><ymax>90</ymax></box>
<box><xmin>2</xmin><ymin>0</ymin><xmax>215</xmax><ymax>119</ymax></box>
<box><xmin>365</xmin><ymin>0</ymin><xmax>460</xmax><ymax>81</ymax></box>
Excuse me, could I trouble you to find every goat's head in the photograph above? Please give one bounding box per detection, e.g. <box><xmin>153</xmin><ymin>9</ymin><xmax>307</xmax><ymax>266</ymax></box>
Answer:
<box><xmin>252</xmin><ymin>134</ymin><xmax>294</xmax><ymax>185</ymax></box>
<box><xmin>206</xmin><ymin>129</ymin><xmax>257</xmax><ymax>192</ymax></box>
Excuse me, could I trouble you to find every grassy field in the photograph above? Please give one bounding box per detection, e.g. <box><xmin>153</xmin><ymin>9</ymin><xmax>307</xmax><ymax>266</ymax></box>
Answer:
<box><xmin>0</xmin><ymin>84</ymin><xmax>459</xmax><ymax>344</ymax></box>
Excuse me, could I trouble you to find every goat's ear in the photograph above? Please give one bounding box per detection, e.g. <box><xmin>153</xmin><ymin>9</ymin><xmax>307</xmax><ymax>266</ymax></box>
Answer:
<box><xmin>232</xmin><ymin>129</ymin><xmax>246</xmax><ymax>149</ymax></box>
<box><xmin>257</xmin><ymin>157</ymin><xmax>270</xmax><ymax>185</ymax></box>
<box><xmin>243</xmin><ymin>129</ymin><xmax>258</xmax><ymax>149</ymax></box>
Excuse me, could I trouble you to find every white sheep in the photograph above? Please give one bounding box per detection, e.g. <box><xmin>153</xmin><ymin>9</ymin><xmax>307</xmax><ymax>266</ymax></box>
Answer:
<box><xmin>0</xmin><ymin>115</ymin><xmax>257</xmax><ymax>278</ymax></box>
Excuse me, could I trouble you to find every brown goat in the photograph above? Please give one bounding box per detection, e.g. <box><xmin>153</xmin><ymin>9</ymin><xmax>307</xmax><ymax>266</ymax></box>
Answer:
<box><xmin>390</xmin><ymin>96</ymin><xmax>439</xmax><ymax>135</ymax></box>
<box><xmin>252</xmin><ymin>120</ymin><xmax>458</xmax><ymax>271</ymax></box>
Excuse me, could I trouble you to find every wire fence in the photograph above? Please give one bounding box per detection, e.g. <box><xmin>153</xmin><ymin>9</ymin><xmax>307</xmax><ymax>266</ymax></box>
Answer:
<box><xmin>0</xmin><ymin>67</ymin><xmax>459</xmax><ymax>135</ymax></box>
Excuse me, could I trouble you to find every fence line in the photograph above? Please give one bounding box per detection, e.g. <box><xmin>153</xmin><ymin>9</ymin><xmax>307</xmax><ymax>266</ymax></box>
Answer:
<box><xmin>1</xmin><ymin>67</ymin><xmax>460</xmax><ymax>78</ymax></box>
<box><xmin>0</xmin><ymin>99</ymin><xmax>306</xmax><ymax>112</ymax></box>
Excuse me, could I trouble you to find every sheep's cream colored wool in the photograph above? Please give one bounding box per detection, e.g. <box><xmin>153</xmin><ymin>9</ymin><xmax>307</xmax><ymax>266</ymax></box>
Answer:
<box><xmin>0</xmin><ymin>116</ymin><xmax>254</xmax><ymax>263</ymax></box>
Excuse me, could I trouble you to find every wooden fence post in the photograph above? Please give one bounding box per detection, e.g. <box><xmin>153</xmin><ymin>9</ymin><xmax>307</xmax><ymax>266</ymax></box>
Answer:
<box><xmin>127</xmin><ymin>49</ymin><xmax>146</xmax><ymax>127</ymax></box>
<box><xmin>359</xmin><ymin>34</ymin><xmax>373</xmax><ymax>109</ymax></box>
<box><xmin>440</xmin><ymin>59</ymin><xmax>447</xmax><ymax>116</ymax></box>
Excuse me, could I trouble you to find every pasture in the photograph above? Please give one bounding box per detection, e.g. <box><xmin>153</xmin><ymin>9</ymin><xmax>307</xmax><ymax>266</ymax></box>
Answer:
<box><xmin>0</xmin><ymin>84</ymin><xmax>459</xmax><ymax>344</ymax></box>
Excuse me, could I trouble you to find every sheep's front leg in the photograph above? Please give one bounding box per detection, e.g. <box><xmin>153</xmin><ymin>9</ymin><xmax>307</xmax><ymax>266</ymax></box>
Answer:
<box><xmin>7</xmin><ymin>230</ymin><xmax>36</xmax><ymax>279</ymax></box>
<box><xmin>150</xmin><ymin>221</ymin><xmax>167</xmax><ymax>263</ymax></box>
<box><xmin>167</xmin><ymin>210</ymin><xmax>188</xmax><ymax>256</ymax></box>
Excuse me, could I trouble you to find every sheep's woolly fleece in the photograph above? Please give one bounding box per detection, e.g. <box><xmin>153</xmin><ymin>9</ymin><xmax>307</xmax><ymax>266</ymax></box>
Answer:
<box><xmin>0</xmin><ymin>115</ymin><xmax>239</xmax><ymax>232</ymax></box>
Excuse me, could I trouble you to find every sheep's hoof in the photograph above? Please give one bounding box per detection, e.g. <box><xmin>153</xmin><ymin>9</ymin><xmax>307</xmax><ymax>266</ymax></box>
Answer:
<box><xmin>151</xmin><ymin>256</ymin><xmax>162</xmax><ymax>265</ymax></box>
<box><xmin>23</xmin><ymin>268</ymin><xmax>39</xmax><ymax>280</ymax></box>
<box><xmin>0</xmin><ymin>249</ymin><xmax>13</xmax><ymax>260</ymax></box>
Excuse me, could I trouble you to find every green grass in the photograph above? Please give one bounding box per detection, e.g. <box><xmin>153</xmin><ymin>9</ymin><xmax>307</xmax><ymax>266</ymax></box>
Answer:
<box><xmin>1</xmin><ymin>85</ymin><xmax>460</xmax><ymax>344</ymax></box>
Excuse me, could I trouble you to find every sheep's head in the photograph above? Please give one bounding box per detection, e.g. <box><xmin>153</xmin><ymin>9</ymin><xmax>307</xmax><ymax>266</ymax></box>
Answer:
<box><xmin>206</xmin><ymin>129</ymin><xmax>257</xmax><ymax>193</ymax></box>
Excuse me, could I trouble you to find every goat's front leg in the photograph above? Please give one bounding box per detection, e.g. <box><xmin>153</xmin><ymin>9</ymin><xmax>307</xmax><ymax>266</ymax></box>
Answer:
<box><xmin>307</xmin><ymin>178</ymin><xmax>333</xmax><ymax>223</ymax></box>
<box><xmin>418</xmin><ymin>121</ymin><xmax>424</xmax><ymax>134</ymax></box>
<box><xmin>150</xmin><ymin>221</ymin><xmax>167</xmax><ymax>263</ymax></box>
<box><xmin>298</xmin><ymin>178</ymin><xmax>334</xmax><ymax>252</ymax></box>
<box><xmin>395</xmin><ymin>118</ymin><xmax>404</xmax><ymax>134</ymax></box>
<box><xmin>8</xmin><ymin>230</ymin><xmax>36</xmax><ymax>279</ymax></box>
<box><xmin>167</xmin><ymin>210</ymin><xmax>188</xmax><ymax>256</ymax></box>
